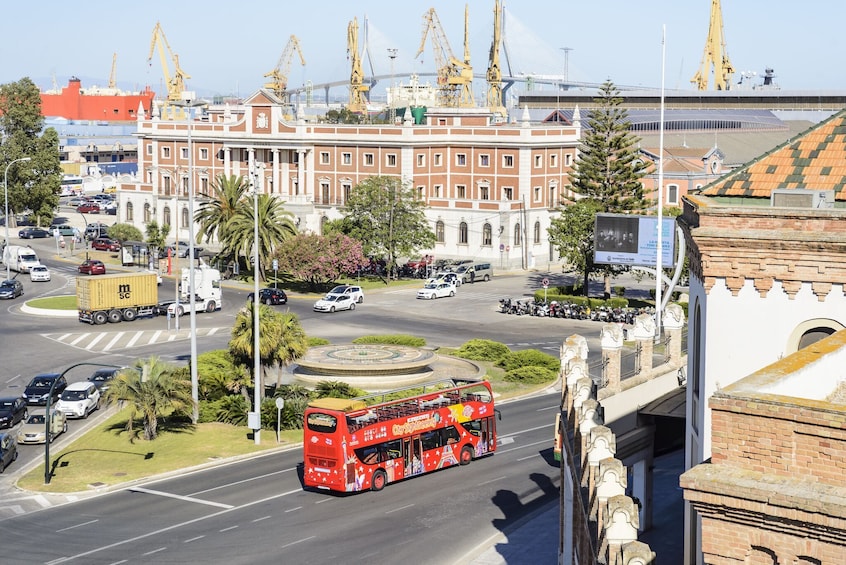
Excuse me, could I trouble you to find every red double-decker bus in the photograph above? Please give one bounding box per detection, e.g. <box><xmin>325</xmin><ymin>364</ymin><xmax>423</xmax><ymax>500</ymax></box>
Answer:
<box><xmin>303</xmin><ymin>378</ymin><xmax>497</xmax><ymax>493</ymax></box>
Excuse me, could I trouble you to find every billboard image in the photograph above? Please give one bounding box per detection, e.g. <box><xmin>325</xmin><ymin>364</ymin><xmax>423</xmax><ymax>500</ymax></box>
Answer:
<box><xmin>594</xmin><ymin>214</ymin><xmax>676</xmax><ymax>267</ymax></box>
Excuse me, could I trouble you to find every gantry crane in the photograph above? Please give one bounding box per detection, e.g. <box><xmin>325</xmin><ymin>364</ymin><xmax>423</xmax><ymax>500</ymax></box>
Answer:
<box><xmin>148</xmin><ymin>21</ymin><xmax>191</xmax><ymax>103</ymax></box>
<box><xmin>691</xmin><ymin>0</ymin><xmax>734</xmax><ymax>90</ymax></box>
<box><xmin>416</xmin><ymin>5</ymin><xmax>474</xmax><ymax>108</ymax></box>
<box><xmin>347</xmin><ymin>17</ymin><xmax>370</xmax><ymax>114</ymax></box>
<box><xmin>485</xmin><ymin>0</ymin><xmax>505</xmax><ymax>117</ymax></box>
<box><xmin>264</xmin><ymin>35</ymin><xmax>306</xmax><ymax>102</ymax></box>
<box><xmin>108</xmin><ymin>53</ymin><xmax>117</xmax><ymax>89</ymax></box>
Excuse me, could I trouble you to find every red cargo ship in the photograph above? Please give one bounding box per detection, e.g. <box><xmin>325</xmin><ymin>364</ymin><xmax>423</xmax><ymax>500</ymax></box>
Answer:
<box><xmin>41</xmin><ymin>77</ymin><xmax>155</xmax><ymax>122</ymax></box>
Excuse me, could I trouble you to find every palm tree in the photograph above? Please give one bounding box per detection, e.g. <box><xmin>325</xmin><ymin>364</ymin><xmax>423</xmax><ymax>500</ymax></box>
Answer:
<box><xmin>103</xmin><ymin>357</ymin><xmax>193</xmax><ymax>441</ymax></box>
<box><xmin>227</xmin><ymin>194</ymin><xmax>297</xmax><ymax>281</ymax></box>
<box><xmin>194</xmin><ymin>174</ymin><xmax>250</xmax><ymax>266</ymax></box>
<box><xmin>229</xmin><ymin>304</ymin><xmax>309</xmax><ymax>397</ymax></box>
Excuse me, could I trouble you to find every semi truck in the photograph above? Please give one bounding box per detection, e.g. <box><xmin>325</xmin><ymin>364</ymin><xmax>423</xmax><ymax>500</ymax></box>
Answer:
<box><xmin>77</xmin><ymin>272</ymin><xmax>159</xmax><ymax>324</ymax></box>
<box><xmin>2</xmin><ymin>245</ymin><xmax>40</xmax><ymax>273</ymax></box>
<box><xmin>167</xmin><ymin>265</ymin><xmax>222</xmax><ymax>316</ymax></box>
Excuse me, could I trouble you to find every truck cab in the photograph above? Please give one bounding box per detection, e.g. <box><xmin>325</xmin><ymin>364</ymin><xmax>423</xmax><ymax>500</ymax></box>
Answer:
<box><xmin>170</xmin><ymin>265</ymin><xmax>222</xmax><ymax>316</ymax></box>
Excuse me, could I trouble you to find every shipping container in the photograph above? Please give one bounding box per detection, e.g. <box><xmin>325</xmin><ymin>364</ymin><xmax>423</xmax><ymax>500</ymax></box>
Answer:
<box><xmin>77</xmin><ymin>272</ymin><xmax>158</xmax><ymax>324</ymax></box>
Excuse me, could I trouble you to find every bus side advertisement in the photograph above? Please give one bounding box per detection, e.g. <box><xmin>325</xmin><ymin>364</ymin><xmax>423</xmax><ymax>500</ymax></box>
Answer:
<box><xmin>303</xmin><ymin>379</ymin><xmax>497</xmax><ymax>493</ymax></box>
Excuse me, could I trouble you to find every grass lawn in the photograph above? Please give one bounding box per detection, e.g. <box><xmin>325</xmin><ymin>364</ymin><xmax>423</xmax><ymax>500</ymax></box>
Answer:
<box><xmin>26</xmin><ymin>295</ymin><xmax>77</xmax><ymax>310</ymax></box>
<box><xmin>17</xmin><ymin>408</ymin><xmax>301</xmax><ymax>494</ymax></box>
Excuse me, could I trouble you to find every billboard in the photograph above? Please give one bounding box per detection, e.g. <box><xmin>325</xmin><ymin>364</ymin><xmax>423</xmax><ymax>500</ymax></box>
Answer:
<box><xmin>594</xmin><ymin>214</ymin><xmax>676</xmax><ymax>267</ymax></box>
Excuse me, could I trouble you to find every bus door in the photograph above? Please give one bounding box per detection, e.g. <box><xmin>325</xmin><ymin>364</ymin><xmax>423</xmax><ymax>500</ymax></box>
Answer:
<box><xmin>404</xmin><ymin>436</ymin><xmax>423</xmax><ymax>476</ymax></box>
<box><xmin>480</xmin><ymin>417</ymin><xmax>496</xmax><ymax>455</ymax></box>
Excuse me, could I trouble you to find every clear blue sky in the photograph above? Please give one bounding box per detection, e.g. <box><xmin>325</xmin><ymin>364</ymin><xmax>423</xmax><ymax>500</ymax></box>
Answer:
<box><xmin>2</xmin><ymin>1</ymin><xmax>843</xmax><ymax>100</ymax></box>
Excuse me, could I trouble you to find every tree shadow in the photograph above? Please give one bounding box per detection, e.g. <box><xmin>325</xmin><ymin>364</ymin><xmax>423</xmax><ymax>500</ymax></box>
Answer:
<box><xmin>49</xmin><ymin>447</ymin><xmax>155</xmax><ymax>480</ymax></box>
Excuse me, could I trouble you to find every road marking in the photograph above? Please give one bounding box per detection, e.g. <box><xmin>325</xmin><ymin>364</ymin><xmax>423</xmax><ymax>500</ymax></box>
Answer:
<box><xmin>284</xmin><ymin>507</ymin><xmax>301</xmax><ymax>513</ymax></box>
<box><xmin>4</xmin><ymin>374</ymin><xmax>21</xmax><ymax>384</ymax></box>
<box><xmin>102</xmin><ymin>332</ymin><xmax>125</xmax><ymax>351</ymax></box>
<box><xmin>252</xmin><ymin>516</ymin><xmax>272</xmax><ymax>522</ymax></box>
<box><xmin>58</xmin><ymin>333</ymin><xmax>72</xmax><ymax>341</ymax></box>
<box><xmin>0</xmin><ymin>504</ymin><xmax>25</xmax><ymax>514</ymax></box>
<box><xmin>517</xmin><ymin>453</ymin><xmax>541</xmax><ymax>461</ymax></box>
<box><xmin>125</xmin><ymin>331</ymin><xmax>144</xmax><ymax>348</ymax></box>
<box><xmin>219</xmin><ymin>525</ymin><xmax>239</xmax><ymax>532</ymax></box>
<box><xmin>499</xmin><ymin>423</ymin><xmax>553</xmax><ymax>438</ymax></box>
<box><xmin>385</xmin><ymin>504</ymin><xmax>415</xmax><ymax>514</ymax></box>
<box><xmin>129</xmin><ymin>487</ymin><xmax>233</xmax><ymax>509</ymax></box>
<box><xmin>147</xmin><ymin>330</ymin><xmax>162</xmax><ymax>345</ymax></box>
<box><xmin>478</xmin><ymin>476</ymin><xmax>507</xmax><ymax>486</ymax></box>
<box><xmin>85</xmin><ymin>333</ymin><xmax>107</xmax><ymax>350</ymax></box>
<box><xmin>142</xmin><ymin>547</ymin><xmax>167</xmax><ymax>556</ymax></box>
<box><xmin>57</xmin><ymin>519</ymin><xmax>99</xmax><ymax>532</ymax></box>
<box><xmin>280</xmin><ymin>536</ymin><xmax>316</xmax><ymax>550</ymax></box>
<box><xmin>183</xmin><ymin>536</ymin><xmax>205</xmax><ymax>543</ymax></box>
<box><xmin>70</xmin><ymin>333</ymin><xmax>91</xmax><ymax>346</ymax></box>
<box><xmin>497</xmin><ymin>438</ymin><xmax>550</xmax><ymax>455</ymax></box>
<box><xmin>499</xmin><ymin>437</ymin><xmax>515</xmax><ymax>445</ymax></box>
<box><xmin>207</xmin><ymin>327</ymin><xmax>219</xmax><ymax>335</ymax></box>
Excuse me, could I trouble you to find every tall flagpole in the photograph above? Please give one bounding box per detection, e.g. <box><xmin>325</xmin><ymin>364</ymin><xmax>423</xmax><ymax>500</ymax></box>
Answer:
<box><xmin>655</xmin><ymin>25</ymin><xmax>666</xmax><ymax>342</ymax></box>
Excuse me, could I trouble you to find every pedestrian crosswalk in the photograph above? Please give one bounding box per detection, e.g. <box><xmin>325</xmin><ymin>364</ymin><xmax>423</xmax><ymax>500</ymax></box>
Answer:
<box><xmin>41</xmin><ymin>327</ymin><xmax>226</xmax><ymax>353</ymax></box>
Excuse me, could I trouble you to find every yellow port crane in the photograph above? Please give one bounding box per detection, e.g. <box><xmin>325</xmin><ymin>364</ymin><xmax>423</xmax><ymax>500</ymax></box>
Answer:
<box><xmin>147</xmin><ymin>21</ymin><xmax>191</xmax><ymax>104</ymax></box>
<box><xmin>347</xmin><ymin>17</ymin><xmax>369</xmax><ymax>114</ymax></box>
<box><xmin>485</xmin><ymin>0</ymin><xmax>505</xmax><ymax>117</ymax></box>
<box><xmin>416</xmin><ymin>5</ymin><xmax>474</xmax><ymax>108</ymax></box>
<box><xmin>691</xmin><ymin>0</ymin><xmax>734</xmax><ymax>90</ymax></box>
<box><xmin>264</xmin><ymin>35</ymin><xmax>306</xmax><ymax>103</ymax></box>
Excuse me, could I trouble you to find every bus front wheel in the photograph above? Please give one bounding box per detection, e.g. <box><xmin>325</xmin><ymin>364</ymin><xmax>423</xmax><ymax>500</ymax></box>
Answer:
<box><xmin>371</xmin><ymin>469</ymin><xmax>387</xmax><ymax>491</ymax></box>
<box><xmin>460</xmin><ymin>446</ymin><xmax>474</xmax><ymax>465</ymax></box>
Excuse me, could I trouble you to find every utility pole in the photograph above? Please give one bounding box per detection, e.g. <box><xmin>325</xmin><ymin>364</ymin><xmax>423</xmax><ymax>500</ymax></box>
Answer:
<box><xmin>387</xmin><ymin>48</ymin><xmax>398</xmax><ymax>123</ymax></box>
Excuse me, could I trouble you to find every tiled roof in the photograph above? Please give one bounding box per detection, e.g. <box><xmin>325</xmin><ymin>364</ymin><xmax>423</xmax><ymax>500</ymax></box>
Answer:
<box><xmin>701</xmin><ymin>109</ymin><xmax>846</xmax><ymax>200</ymax></box>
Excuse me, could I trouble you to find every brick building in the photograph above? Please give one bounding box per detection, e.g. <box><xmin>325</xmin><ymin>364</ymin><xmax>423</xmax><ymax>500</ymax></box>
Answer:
<box><xmin>678</xmin><ymin>109</ymin><xmax>846</xmax><ymax>562</ymax></box>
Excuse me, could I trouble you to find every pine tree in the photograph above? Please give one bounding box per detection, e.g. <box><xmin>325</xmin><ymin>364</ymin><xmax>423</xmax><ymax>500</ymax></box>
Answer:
<box><xmin>551</xmin><ymin>80</ymin><xmax>650</xmax><ymax>297</ymax></box>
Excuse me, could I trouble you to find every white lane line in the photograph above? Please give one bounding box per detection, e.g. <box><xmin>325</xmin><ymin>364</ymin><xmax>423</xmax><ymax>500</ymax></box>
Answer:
<box><xmin>147</xmin><ymin>330</ymin><xmax>162</xmax><ymax>345</ymax></box>
<box><xmin>125</xmin><ymin>331</ymin><xmax>144</xmax><ymax>348</ymax></box>
<box><xmin>190</xmin><ymin>466</ymin><xmax>296</xmax><ymax>496</ymax></box>
<box><xmin>58</xmin><ymin>333</ymin><xmax>72</xmax><ymax>342</ymax></box>
<box><xmin>252</xmin><ymin>516</ymin><xmax>272</xmax><ymax>523</ymax></box>
<box><xmin>537</xmin><ymin>405</ymin><xmax>558</xmax><ymax>412</ymax></box>
<box><xmin>499</xmin><ymin>423</ymin><xmax>554</xmax><ymax>438</ymax></box>
<box><xmin>5</xmin><ymin>374</ymin><xmax>21</xmax><ymax>384</ymax></box>
<box><xmin>219</xmin><ymin>525</ymin><xmax>239</xmax><ymax>532</ymax></box>
<box><xmin>70</xmin><ymin>333</ymin><xmax>91</xmax><ymax>346</ymax></box>
<box><xmin>129</xmin><ymin>487</ymin><xmax>233</xmax><ymax>509</ymax></box>
<box><xmin>142</xmin><ymin>547</ymin><xmax>167</xmax><ymax>556</ymax></box>
<box><xmin>385</xmin><ymin>504</ymin><xmax>414</xmax><ymax>514</ymax></box>
<box><xmin>57</xmin><ymin>519</ymin><xmax>99</xmax><ymax>532</ymax></box>
<box><xmin>280</xmin><ymin>536</ymin><xmax>316</xmax><ymax>550</ymax></box>
<box><xmin>207</xmin><ymin>327</ymin><xmax>220</xmax><ymax>335</ymax></box>
<box><xmin>284</xmin><ymin>507</ymin><xmax>301</xmax><ymax>513</ymax></box>
<box><xmin>184</xmin><ymin>536</ymin><xmax>205</xmax><ymax>543</ymax></box>
<box><xmin>102</xmin><ymin>332</ymin><xmax>125</xmax><ymax>352</ymax></box>
<box><xmin>85</xmin><ymin>333</ymin><xmax>107</xmax><ymax>350</ymax></box>
<box><xmin>53</xmin><ymin>488</ymin><xmax>303</xmax><ymax>563</ymax></box>
<box><xmin>497</xmin><ymin>438</ymin><xmax>550</xmax><ymax>455</ymax></box>
<box><xmin>499</xmin><ymin>437</ymin><xmax>515</xmax><ymax>445</ymax></box>
<box><xmin>479</xmin><ymin>476</ymin><xmax>507</xmax><ymax>486</ymax></box>
<box><xmin>106</xmin><ymin>560</ymin><xmax>127</xmax><ymax>565</ymax></box>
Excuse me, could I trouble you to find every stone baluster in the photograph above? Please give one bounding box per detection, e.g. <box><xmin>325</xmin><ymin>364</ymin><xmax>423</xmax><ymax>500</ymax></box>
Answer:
<box><xmin>621</xmin><ymin>541</ymin><xmax>656</xmax><ymax>565</ymax></box>
<box><xmin>601</xmin><ymin>323</ymin><xmax>624</xmax><ymax>393</ymax></box>
<box><xmin>585</xmin><ymin>425</ymin><xmax>616</xmax><ymax>493</ymax></box>
<box><xmin>596</xmin><ymin>457</ymin><xmax>626</xmax><ymax>528</ymax></box>
<box><xmin>603</xmin><ymin>495</ymin><xmax>640</xmax><ymax>565</ymax></box>
<box><xmin>632</xmin><ymin>313</ymin><xmax>656</xmax><ymax>378</ymax></box>
<box><xmin>662</xmin><ymin>303</ymin><xmax>685</xmax><ymax>367</ymax></box>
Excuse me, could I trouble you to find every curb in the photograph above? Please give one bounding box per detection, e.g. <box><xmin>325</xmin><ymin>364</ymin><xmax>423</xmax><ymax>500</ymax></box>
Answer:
<box><xmin>20</xmin><ymin>302</ymin><xmax>77</xmax><ymax>318</ymax></box>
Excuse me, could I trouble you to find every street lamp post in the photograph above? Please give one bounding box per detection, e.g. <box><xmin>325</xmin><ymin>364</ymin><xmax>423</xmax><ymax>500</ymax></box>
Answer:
<box><xmin>4</xmin><ymin>157</ymin><xmax>32</xmax><ymax>280</ymax></box>
<box><xmin>387</xmin><ymin>48</ymin><xmax>398</xmax><ymax>124</ymax></box>
<box><xmin>252</xmin><ymin>163</ymin><xmax>262</xmax><ymax>445</ymax></box>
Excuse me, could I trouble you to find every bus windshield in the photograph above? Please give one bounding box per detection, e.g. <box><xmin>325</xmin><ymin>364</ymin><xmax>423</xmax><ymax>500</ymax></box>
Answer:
<box><xmin>303</xmin><ymin>378</ymin><xmax>497</xmax><ymax>493</ymax></box>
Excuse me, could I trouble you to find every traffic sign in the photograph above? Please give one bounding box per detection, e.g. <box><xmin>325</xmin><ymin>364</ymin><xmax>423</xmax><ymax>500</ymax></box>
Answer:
<box><xmin>506</xmin><ymin>245</ymin><xmax>510</xmax><ymax>252</ymax></box>
<box><xmin>499</xmin><ymin>243</ymin><xmax>505</xmax><ymax>252</ymax></box>
<box><xmin>542</xmin><ymin>278</ymin><xmax>549</xmax><ymax>288</ymax></box>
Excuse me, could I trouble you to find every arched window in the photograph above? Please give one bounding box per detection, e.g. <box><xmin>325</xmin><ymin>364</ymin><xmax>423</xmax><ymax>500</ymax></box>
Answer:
<box><xmin>534</xmin><ymin>221</ymin><xmax>541</xmax><ymax>244</ymax></box>
<box><xmin>436</xmin><ymin>221</ymin><xmax>445</xmax><ymax>243</ymax></box>
<box><xmin>459</xmin><ymin>222</ymin><xmax>468</xmax><ymax>245</ymax></box>
<box><xmin>143</xmin><ymin>203</ymin><xmax>151</xmax><ymax>223</ymax></box>
<box><xmin>482</xmin><ymin>223</ymin><xmax>492</xmax><ymax>246</ymax></box>
<box><xmin>513</xmin><ymin>223</ymin><xmax>522</xmax><ymax>246</ymax></box>
<box><xmin>182</xmin><ymin>207</ymin><xmax>190</xmax><ymax>228</ymax></box>
<box><xmin>126</xmin><ymin>202</ymin><xmax>134</xmax><ymax>222</ymax></box>
<box><xmin>162</xmin><ymin>206</ymin><xmax>171</xmax><ymax>227</ymax></box>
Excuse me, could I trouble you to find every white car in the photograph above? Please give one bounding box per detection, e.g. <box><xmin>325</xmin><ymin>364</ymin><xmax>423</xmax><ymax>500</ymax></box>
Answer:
<box><xmin>426</xmin><ymin>272</ymin><xmax>460</xmax><ymax>287</ymax></box>
<box><xmin>326</xmin><ymin>285</ymin><xmax>364</xmax><ymax>304</ymax></box>
<box><xmin>55</xmin><ymin>381</ymin><xmax>101</xmax><ymax>419</ymax></box>
<box><xmin>417</xmin><ymin>282</ymin><xmax>456</xmax><ymax>300</ymax></box>
<box><xmin>313</xmin><ymin>294</ymin><xmax>357</xmax><ymax>313</ymax></box>
<box><xmin>29</xmin><ymin>265</ymin><xmax>51</xmax><ymax>282</ymax></box>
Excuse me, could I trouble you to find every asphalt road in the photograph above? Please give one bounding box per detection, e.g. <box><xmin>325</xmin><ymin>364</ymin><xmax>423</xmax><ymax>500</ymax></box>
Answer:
<box><xmin>1</xmin><ymin>392</ymin><xmax>559</xmax><ymax>564</ymax></box>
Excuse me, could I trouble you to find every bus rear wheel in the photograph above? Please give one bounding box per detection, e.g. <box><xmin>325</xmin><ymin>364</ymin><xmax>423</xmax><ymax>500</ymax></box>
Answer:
<box><xmin>460</xmin><ymin>446</ymin><xmax>474</xmax><ymax>465</ymax></box>
<box><xmin>371</xmin><ymin>469</ymin><xmax>387</xmax><ymax>491</ymax></box>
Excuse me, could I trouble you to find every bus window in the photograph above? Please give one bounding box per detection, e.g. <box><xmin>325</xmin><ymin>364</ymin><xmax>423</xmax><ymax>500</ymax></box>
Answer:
<box><xmin>384</xmin><ymin>439</ymin><xmax>402</xmax><ymax>460</ymax></box>
<box><xmin>461</xmin><ymin>419</ymin><xmax>482</xmax><ymax>436</ymax></box>
<box><xmin>443</xmin><ymin>426</ymin><xmax>460</xmax><ymax>444</ymax></box>
<box><xmin>420</xmin><ymin>430</ymin><xmax>441</xmax><ymax>451</ymax></box>
<box><xmin>355</xmin><ymin>445</ymin><xmax>380</xmax><ymax>465</ymax></box>
<box><xmin>306</xmin><ymin>412</ymin><xmax>337</xmax><ymax>434</ymax></box>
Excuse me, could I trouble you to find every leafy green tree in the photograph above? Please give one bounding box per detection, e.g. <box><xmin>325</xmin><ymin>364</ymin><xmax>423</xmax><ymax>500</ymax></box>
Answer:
<box><xmin>103</xmin><ymin>357</ymin><xmax>193</xmax><ymax>441</ymax></box>
<box><xmin>196</xmin><ymin>350</ymin><xmax>249</xmax><ymax>402</ymax></box>
<box><xmin>273</xmin><ymin>232</ymin><xmax>367</xmax><ymax>291</ymax></box>
<box><xmin>229</xmin><ymin>304</ymin><xmax>309</xmax><ymax>398</ymax></box>
<box><xmin>0</xmin><ymin>78</ymin><xmax>62</xmax><ymax>227</ymax></box>
<box><xmin>145</xmin><ymin>220</ymin><xmax>170</xmax><ymax>257</ymax></box>
<box><xmin>194</xmin><ymin>174</ymin><xmax>249</xmax><ymax>265</ymax></box>
<box><xmin>314</xmin><ymin>381</ymin><xmax>362</xmax><ymax>399</ymax></box>
<box><xmin>226</xmin><ymin>194</ymin><xmax>297</xmax><ymax>281</ymax></box>
<box><xmin>548</xmin><ymin>199</ymin><xmax>604</xmax><ymax>295</ymax></box>
<box><xmin>553</xmin><ymin>80</ymin><xmax>650</xmax><ymax>295</ymax></box>
<box><xmin>339</xmin><ymin>176</ymin><xmax>435</xmax><ymax>280</ymax></box>
<box><xmin>323</xmin><ymin>107</ymin><xmax>366</xmax><ymax>124</ymax></box>
<box><xmin>108</xmin><ymin>223</ymin><xmax>143</xmax><ymax>243</ymax></box>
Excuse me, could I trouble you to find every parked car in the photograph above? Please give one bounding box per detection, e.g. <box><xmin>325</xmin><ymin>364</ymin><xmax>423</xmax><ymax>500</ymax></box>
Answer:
<box><xmin>0</xmin><ymin>432</ymin><xmax>18</xmax><ymax>473</ymax></box>
<box><xmin>91</xmin><ymin>237</ymin><xmax>121</xmax><ymax>252</ymax></box>
<box><xmin>22</xmin><ymin>373</ymin><xmax>68</xmax><ymax>406</ymax></box>
<box><xmin>248</xmin><ymin>288</ymin><xmax>288</xmax><ymax>305</ymax></box>
<box><xmin>29</xmin><ymin>265</ymin><xmax>51</xmax><ymax>282</ymax></box>
<box><xmin>16</xmin><ymin>409</ymin><xmax>67</xmax><ymax>445</ymax></box>
<box><xmin>85</xmin><ymin>224</ymin><xmax>110</xmax><ymax>240</ymax></box>
<box><xmin>78</xmin><ymin>259</ymin><xmax>106</xmax><ymax>275</ymax></box>
<box><xmin>103</xmin><ymin>201</ymin><xmax>117</xmax><ymax>215</ymax></box>
<box><xmin>55</xmin><ymin>381</ymin><xmax>101</xmax><ymax>419</ymax></box>
<box><xmin>51</xmin><ymin>224</ymin><xmax>76</xmax><ymax>237</ymax></box>
<box><xmin>67</xmin><ymin>196</ymin><xmax>88</xmax><ymax>207</ymax></box>
<box><xmin>0</xmin><ymin>397</ymin><xmax>28</xmax><ymax>429</ymax></box>
<box><xmin>78</xmin><ymin>202</ymin><xmax>100</xmax><ymax>214</ymax></box>
<box><xmin>313</xmin><ymin>294</ymin><xmax>357</xmax><ymax>313</ymax></box>
<box><xmin>417</xmin><ymin>282</ymin><xmax>457</xmax><ymax>300</ymax></box>
<box><xmin>18</xmin><ymin>227</ymin><xmax>51</xmax><ymax>239</ymax></box>
<box><xmin>0</xmin><ymin>279</ymin><xmax>24</xmax><ymax>299</ymax></box>
<box><xmin>326</xmin><ymin>285</ymin><xmax>364</xmax><ymax>304</ymax></box>
<box><xmin>160</xmin><ymin>241</ymin><xmax>195</xmax><ymax>258</ymax></box>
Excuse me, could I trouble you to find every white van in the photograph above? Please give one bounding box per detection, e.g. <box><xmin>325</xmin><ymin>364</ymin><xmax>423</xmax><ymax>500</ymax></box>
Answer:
<box><xmin>457</xmin><ymin>262</ymin><xmax>493</xmax><ymax>284</ymax></box>
<box><xmin>2</xmin><ymin>245</ymin><xmax>40</xmax><ymax>273</ymax></box>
